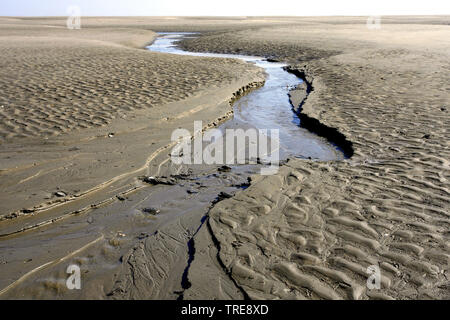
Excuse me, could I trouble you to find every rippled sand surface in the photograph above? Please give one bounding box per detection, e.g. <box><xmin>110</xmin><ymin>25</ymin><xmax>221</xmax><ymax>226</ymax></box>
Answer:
<box><xmin>179</xmin><ymin>17</ymin><xmax>450</xmax><ymax>300</ymax></box>
<box><xmin>0</xmin><ymin>16</ymin><xmax>448</xmax><ymax>300</ymax></box>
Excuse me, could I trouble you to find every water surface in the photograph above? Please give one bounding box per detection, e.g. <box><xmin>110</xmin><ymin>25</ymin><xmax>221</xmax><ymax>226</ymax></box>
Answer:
<box><xmin>147</xmin><ymin>33</ymin><xmax>343</xmax><ymax>161</ymax></box>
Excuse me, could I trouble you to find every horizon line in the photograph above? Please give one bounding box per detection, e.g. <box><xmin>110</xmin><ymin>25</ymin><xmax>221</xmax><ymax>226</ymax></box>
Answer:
<box><xmin>2</xmin><ymin>14</ymin><xmax>450</xmax><ymax>17</ymax></box>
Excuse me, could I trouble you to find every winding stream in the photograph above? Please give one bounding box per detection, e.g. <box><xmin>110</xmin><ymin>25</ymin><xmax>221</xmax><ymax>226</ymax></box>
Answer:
<box><xmin>147</xmin><ymin>32</ymin><xmax>343</xmax><ymax>161</ymax></box>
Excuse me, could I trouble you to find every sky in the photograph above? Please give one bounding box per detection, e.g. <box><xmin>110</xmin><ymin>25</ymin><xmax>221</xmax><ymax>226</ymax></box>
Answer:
<box><xmin>1</xmin><ymin>0</ymin><xmax>449</xmax><ymax>16</ymax></box>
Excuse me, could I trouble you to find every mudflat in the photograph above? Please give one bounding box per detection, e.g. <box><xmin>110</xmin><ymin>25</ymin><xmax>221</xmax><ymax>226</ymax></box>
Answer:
<box><xmin>0</xmin><ymin>17</ymin><xmax>264</xmax><ymax>216</ymax></box>
<box><xmin>179</xmin><ymin>16</ymin><xmax>450</xmax><ymax>300</ymax></box>
<box><xmin>0</xmin><ymin>16</ymin><xmax>448</xmax><ymax>300</ymax></box>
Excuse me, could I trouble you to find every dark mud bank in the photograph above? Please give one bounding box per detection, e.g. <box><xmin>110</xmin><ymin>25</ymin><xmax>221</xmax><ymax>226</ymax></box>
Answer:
<box><xmin>285</xmin><ymin>66</ymin><xmax>354</xmax><ymax>159</ymax></box>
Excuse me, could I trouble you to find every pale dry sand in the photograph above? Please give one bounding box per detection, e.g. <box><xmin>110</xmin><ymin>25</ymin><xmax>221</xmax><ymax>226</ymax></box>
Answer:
<box><xmin>0</xmin><ymin>16</ymin><xmax>449</xmax><ymax>300</ymax></box>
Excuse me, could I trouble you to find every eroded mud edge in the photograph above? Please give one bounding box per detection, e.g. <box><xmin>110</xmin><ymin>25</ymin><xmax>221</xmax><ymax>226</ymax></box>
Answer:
<box><xmin>284</xmin><ymin>66</ymin><xmax>354</xmax><ymax>159</ymax></box>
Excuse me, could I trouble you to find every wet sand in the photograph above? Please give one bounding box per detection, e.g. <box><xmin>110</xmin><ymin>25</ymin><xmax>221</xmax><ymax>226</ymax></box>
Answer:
<box><xmin>0</xmin><ymin>17</ymin><xmax>264</xmax><ymax>216</ymax></box>
<box><xmin>0</xmin><ymin>16</ymin><xmax>449</xmax><ymax>300</ymax></box>
<box><xmin>179</xmin><ymin>17</ymin><xmax>450</xmax><ymax>300</ymax></box>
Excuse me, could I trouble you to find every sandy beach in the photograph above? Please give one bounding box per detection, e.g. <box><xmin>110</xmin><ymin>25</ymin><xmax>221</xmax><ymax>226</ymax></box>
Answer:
<box><xmin>0</xmin><ymin>16</ymin><xmax>448</xmax><ymax>300</ymax></box>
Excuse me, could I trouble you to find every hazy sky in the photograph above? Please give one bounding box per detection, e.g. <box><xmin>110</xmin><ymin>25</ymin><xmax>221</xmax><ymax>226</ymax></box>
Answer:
<box><xmin>1</xmin><ymin>0</ymin><xmax>449</xmax><ymax>16</ymax></box>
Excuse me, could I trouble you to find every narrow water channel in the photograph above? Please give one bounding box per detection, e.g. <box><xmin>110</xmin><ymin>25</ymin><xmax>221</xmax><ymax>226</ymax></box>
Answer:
<box><xmin>147</xmin><ymin>32</ymin><xmax>343</xmax><ymax>161</ymax></box>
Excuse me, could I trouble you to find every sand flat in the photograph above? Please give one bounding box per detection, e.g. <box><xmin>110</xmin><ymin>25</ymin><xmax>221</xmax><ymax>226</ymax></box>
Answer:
<box><xmin>177</xmin><ymin>17</ymin><xmax>450</xmax><ymax>300</ymax></box>
<box><xmin>0</xmin><ymin>16</ymin><xmax>449</xmax><ymax>300</ymax></box>
<box><xmin>0</xmin><ymin>17</ymin><xmax>264</xmax><ymax>216</ymax></box>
